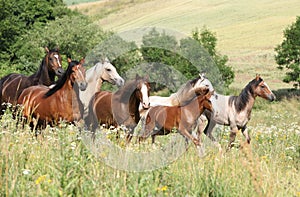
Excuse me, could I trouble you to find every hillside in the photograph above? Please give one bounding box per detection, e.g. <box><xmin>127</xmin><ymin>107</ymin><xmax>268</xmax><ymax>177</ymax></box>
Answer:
<box><xmin>69</xmin><ymin>0</ymin><xmax>300</xmax><ymax>90</ymax></box>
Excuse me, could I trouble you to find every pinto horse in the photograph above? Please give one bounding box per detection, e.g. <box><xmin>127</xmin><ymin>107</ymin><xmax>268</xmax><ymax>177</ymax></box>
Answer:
<box><xmin>17</xmin><ymin>58</ymin><xmax>87</xmax><ymax>129</ymax></box>
<box><xmin>201</xmin><ymin>75</ymin><xmax>276</xmax><ymax>150</ymax></box>
<box><xmin>0</xmin><ymin>47</ymin><xmax>64</xmax><ymax>114</ymax></box>
<box><xmin>79</xmin><ymin>58</ymin><xmax>124</xmax><ymax>119</ymax></box>
<box><xmin>88</xmin><ymin>75</ymin><xmax>151</xmax><ymax>141</ymax></box>
<box><xmin>138</xmin><ymin>87</ymin><xmax>213</xmax><ymax>148</ymax></box>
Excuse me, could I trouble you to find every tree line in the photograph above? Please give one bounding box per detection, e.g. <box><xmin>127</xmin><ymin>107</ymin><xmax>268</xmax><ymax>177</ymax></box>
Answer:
<box><xmin>1</xmin><ymin>0</ymin><xmax>298</xmax><ymax>90</ymax></box>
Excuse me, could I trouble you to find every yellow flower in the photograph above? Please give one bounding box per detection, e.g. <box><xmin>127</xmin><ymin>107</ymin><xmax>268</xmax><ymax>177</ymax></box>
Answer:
<box><xmin>157</xmin><ymin>185</ymin><xmax>168</xmax><ymax>191</ymax></box>
<box><xmin>35</xmin><ymin>175</ymin><xmax>47</xmax><ymax>185</ymax></box>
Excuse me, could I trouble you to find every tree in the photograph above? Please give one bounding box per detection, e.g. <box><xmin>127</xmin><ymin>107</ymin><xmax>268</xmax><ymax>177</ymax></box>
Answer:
<box><xmin>275</xmin><ymin>16</ymin><xmax>300</xmax><ymax>88</ymax></box>
<box><xmin>192</xmin><ymin>27</ymin><xmax>234</xmax><ymax>89</ymax></box>
<box><xmin>0</xmin><ymin>0</ymin><xmax>73</xmax><ymax>64</ymax></box>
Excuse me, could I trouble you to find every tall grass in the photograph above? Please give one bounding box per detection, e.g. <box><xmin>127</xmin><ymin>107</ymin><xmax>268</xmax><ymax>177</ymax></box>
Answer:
<box><xmin>0</xmin><ymin>99</ymin><xmax>299</xmax><ymax>196</ymax></box>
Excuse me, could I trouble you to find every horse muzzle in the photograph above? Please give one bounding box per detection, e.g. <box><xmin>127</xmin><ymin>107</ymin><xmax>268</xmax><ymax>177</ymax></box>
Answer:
<box><xmin>142</xmin><ymin>102</ymin><xmax>150</xmax><ymax>109</ymax></box>
<box><xmin>55</xmin><ymin>67</ymin><xmax>65</xmax><ymax>77</ymax></box>
<box><xmin>268</xmin><ymin>94</ymin><xmax>276</xmax><ymax>101</ymax></box>
<box><xmin>114</xmin><ymin>77</ymin><xmax>125</xmax><ymax>87</ymax></box>
<box><xmin>78</xmin><ymin>82</ymin><xmax>88</xmax><ymax>91</ymax></box>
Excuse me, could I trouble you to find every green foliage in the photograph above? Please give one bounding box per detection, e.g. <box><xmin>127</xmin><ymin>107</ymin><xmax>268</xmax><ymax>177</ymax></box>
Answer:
<box><xmin>12</xmin><ymin>14</ymin><xmax>108</xmax><ymax>74</ymax></box>
<box><xmin>0</xmin><ymin>0</ymin><xmax>73</xmax><ymax>65</ymax></box>
<box><xmin>192</xmin><ymin>27</ymin><xmax>234</xmax><ymax>89</ymax></box>
<box><xmin>139</xmin><ymin>28</ymin><xmax>234</xmax><ymax>92</ymax></box>
<box><xmin>275</xmin><ymin>16</ymin><xmax>300</xmax><ymax>88</ymax></box>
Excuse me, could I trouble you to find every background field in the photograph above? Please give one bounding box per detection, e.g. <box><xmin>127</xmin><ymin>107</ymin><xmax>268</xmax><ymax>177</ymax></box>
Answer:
<box><xmin>69</xmin><ymin>0</ymin><xmax>300</xmax><ymax>90</ymax></box>
<box><xmin>1</xmin><ymin>0</ymin><xmax>299</xmax><ymax>196</ymax></box>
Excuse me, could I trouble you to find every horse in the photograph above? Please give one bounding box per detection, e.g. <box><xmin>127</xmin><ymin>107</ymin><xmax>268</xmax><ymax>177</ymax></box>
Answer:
<box><xmin>87</xmin><ymin>75</ymin><xmax>151</xmax><ymax>142</ymax></box>
<box><xmin>17</xmin><ymin>58</ymin><xmax>87</xmax><ymax>129</ymax></box>
<box><xmin>79</xmin><ymin>58</ymin><xmax>124</xmax><ymax>119</ymax></box>
<box><xmin>200</xmin><ymin>75</ymin><xmax>276</xmax><ymax>150</ymax></box>
<box><xmin>0</xmin><ymin>47</ymin><xmax>64</xmax><ymax>114</ymax></box>
<box><xmin>138</xmin><ymin>87</ymin><xmax>213</xmax><ymax>148</ymax></box>
<box><xmin>139</xmin><ymin>73</ymin><xmax>214</xmax><ymax>117</ymax></box>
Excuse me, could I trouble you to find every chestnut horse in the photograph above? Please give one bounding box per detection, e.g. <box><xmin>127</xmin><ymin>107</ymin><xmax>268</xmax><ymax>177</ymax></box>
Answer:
<box><xmin>0</xmin><ymin>47</ymin><xmax>64</xmax><ymax>114</ymax></box>
<box><xmin>138</xmin><ymin>87</ymin><xmax>213</xmax><ymax>148</ymax></box>
<box><xmin>88</xmin><ymin>75</ymin><xmax>151</xmax><ymax>142</ymax></box>
<box><xmin>200</xmin><ymin>75</ymin><xmax>276</xmax><ymax>150</ymax></box>
<box><xmin>17</xmin><ymin>58</ymin><xmax>87</xmax><ymax>129</ymax></box>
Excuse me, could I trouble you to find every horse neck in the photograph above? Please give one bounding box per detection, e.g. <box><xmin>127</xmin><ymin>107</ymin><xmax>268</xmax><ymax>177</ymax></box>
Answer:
<box><xmin>234</xmin><ymin>86</ymin><xmax>256</xmax><ymax>113</ymax></box>
<box><xmin>172</xmin><ymin>82</ymin><xmax>196</xmax><ymax>106</ymax></box>
<box><xmin>30</xmin><ymin>58</ymin><xmax>55</xmax><ymax>85</ymax></box>
<box><xmin>129</xmin><ymin>89</ymin><xmax>141</xmax><ymax>123</ymax></box>
<box><xmin>86</xmin><ymin>66</ymin><xmax>104</xmax><ymax>92</ymax></box>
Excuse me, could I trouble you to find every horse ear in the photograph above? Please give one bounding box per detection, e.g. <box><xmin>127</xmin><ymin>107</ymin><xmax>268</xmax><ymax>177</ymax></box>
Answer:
<box><xmin>199</xmin><ymin>72</ymin><xmax>206</xmax><ymax>79</ymax></box>
<box><xmin>144</xmin><ymin>75</ymin><xmax>149</xmax><ymax>81</ymax></box>
<box><xmin>256</xmin><ymin>74</ymin><xmax>260</xmax><ymax>81</ymax></box>
<box><xmin>80</xmin><ymin>58</ymin><xmax>85</xmax><ymax>65</ymax></box>
<box><xmin>67</xmin><ymin>58</ymin><xmax>72</xmax><ymax>63</ymax></box>
<box><xmin>45</xmin><ymin>47</ymin><xmax>49</xmax><ymax>53</ymax></box>
<box><xmin>136</xmin><ymin>74</ymin><xmax>141</xmax><ymax>80</ymax></box>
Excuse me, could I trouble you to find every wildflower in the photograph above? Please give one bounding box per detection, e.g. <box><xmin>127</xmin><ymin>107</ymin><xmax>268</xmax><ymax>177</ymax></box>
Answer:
<box><xmin>35</xmin><ymin>175</ymin><xmax>47</xmax><ymax>185</ymax></box>
<box><xmin>157</xmin><ymin>185</ymin><xmax>168</xmax><ymax>191</ymax></box>
<box><xmin>23</xmin><ymin>169</ymin><xmax>31</xmax><ymax>175</ymax></box>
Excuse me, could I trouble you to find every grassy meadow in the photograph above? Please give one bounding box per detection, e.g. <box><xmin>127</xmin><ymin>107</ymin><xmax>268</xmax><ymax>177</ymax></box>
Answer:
<box><xmin>1</xmin><ymin>0</ymin><xmax>300</xmax><ymax>196</ymax></box>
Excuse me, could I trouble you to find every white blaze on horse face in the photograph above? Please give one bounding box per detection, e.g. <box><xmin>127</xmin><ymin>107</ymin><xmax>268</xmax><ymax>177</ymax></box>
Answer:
<box><xmin>141</xmin><ymin>83</ymin><xmax>150</xmax><ymax>109</ymax></box>
<box><xmin>54</xmin><ymin>54</ymin><xmax>62</xmax><ymax>67</ymax></box>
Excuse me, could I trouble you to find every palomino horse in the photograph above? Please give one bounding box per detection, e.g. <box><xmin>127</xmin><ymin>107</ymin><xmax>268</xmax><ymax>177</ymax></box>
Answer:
<box><xmin>88</xmin><ymin>75</ymin><xmax>151</xmax><ymax>142</ymax></box>
<box><xmin>79</xmin><ymin>58</ymin><xmax>124</xmax><ymax>118</ymax></box>
<box><xmin>0</xmin><ymin>47</ymin><xmax>64</xmax><ymax>114</ymax></box>
<box><xmin>17</xmin><ymin>58</ymin><xmax>87</xmax><ymax>129</ymax></box>
<box><xmin>138</xmin><ymin>87</ymin><xmax>213</xmax><ymax>148</ymax></box>
<box><xmin>201</xmin><ymin>75</ymin><xmax>276</xmax><ymax>150</ymax></box>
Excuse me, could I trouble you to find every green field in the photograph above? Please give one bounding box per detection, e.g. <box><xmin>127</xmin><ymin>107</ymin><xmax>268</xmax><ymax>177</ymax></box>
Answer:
<box><xmin>69</xmin><ymin>0</ymin><xmax>300</xmax><ymax>90</ymax></box>
<box><xmin>1</xmin><ymin>0</ymin><xmax>300</xmax><ymax>196</ymax></box>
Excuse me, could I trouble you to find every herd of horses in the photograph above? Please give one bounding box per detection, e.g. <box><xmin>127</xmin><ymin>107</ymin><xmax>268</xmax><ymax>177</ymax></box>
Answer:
<box><xmin>0</xmin><ymin>47</ymin><xmax>276</xmax><ymax>152</ymax></box>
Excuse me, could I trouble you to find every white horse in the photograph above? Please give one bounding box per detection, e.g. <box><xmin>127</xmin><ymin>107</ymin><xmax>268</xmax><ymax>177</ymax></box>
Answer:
<box><xmin>139</xmin><ymin>73</ymin><xmax>215</xmax><ymax>117</ymax></box>
<box><xmin>198</xmin><ymin>75</ymin><xmax>276</xmax><ymax>150</ymax></box>
<box><xmin>79</xmin><ymin>58</ymin><xmax>124</xmax><ymax>118</ymax></box>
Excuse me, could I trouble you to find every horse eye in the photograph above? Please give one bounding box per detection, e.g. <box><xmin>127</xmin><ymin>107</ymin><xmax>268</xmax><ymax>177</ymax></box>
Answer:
<box><xmin>106</xmin><ymin>68</ymin><xmax>111</xmax><ymax>72</ymax></box>
<box><xmin>261</xmin><ymin>85</ymin><xmax>265</xmax><ymax>88</ymax></box>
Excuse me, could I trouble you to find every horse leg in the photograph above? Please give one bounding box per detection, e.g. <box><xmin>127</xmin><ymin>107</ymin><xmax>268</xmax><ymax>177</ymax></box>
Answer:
<box><xmin>202</xmin><ymin>118</ymin><xmax>222</xmax><ymax>152</ymax></box>
<box><xmin>228</xmin><ymin>125</ymin><xmax>239</xmax><ymax>150</ymax></box>
<box><xmin>241</xmin><ymin>126</ymin><xmax>251</xmax><ymax>144</ymax></box>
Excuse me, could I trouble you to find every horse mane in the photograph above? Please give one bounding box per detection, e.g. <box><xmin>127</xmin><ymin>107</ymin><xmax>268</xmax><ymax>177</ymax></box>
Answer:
<box><xmin>172</xmin><ymin>76</ymin><xmax>200</xmax><ymax>105</ymax></box>
<box><xmin>44</xmin><ymin>60</ymin><xmax>78</xmax><ymax>98</ymax></box>
<box><xmin>229</xmin><ymin>77</ymin><xmax>263</xmax><ymax>112</ymax></box>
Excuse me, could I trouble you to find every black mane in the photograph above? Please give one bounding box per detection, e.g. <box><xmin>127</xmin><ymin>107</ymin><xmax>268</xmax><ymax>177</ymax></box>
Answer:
<box><xmin>229</xmin><ymin>77</ymin><xmax>263</xmax><ymax>112</ymax></box>
<box><xmin>44</xmin><ymin>60</ymin><xmax>78</xmax><ymax>98</ymax></box>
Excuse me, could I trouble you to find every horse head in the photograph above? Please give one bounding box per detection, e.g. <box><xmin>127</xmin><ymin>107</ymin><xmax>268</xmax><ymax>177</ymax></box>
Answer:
<box><xmin>193</xmin><ymin>73</ymin><xmax>214</xmax><ymax>92</ymax></box>
<box><xmin>135</xmin><ymin>75</ymin><xmax>151</xmax><ymax>109</ymax></box>
<box><xmin>45</xmin><ymin>47</ymin><xmax>64</xmax><ymax>77</ymax></box>
<box><xmin>97</xmin><ymin>58</ymin><xmax>124</xmax><ymax>87</ymax></box>
<box><xmin>252</xmin><ymin>74</ymin><xmax>276</xmax><ymax>101</ymax></box>
<box><xmin>68</xmin><ymin>58</ymin><xmax>87</xmax><ymax>91</ymax></box>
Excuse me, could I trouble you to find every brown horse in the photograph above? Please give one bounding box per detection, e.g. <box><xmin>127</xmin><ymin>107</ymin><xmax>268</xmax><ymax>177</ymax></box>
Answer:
<box><xmin>88</xmin><ymin>75</ymin><xmax>151</xmax><ymax>141</ymax></box>
<box><xmin>0</xmin><ymin>47</ymin><xmax>64</xmax><ymax>114</ymax></box>
<box><xmin>17</xmin><ymin>58</ymin><xmax>87</xmax><ymax>129</ymax></box>
<box><xmin>138</xmin><ymin>88</ymin><xmax>213</xmax><ymax>147</ymax></box>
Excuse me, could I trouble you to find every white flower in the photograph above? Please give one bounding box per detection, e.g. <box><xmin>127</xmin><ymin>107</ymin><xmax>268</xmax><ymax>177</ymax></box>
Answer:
<box><xmin>23</xmin><ymin>169</ymin><xmax>31</xmax><ymax>175</ymax></box>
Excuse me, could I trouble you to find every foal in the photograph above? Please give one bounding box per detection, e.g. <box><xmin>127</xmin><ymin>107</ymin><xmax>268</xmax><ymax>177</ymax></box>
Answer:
<box><xmin>139</xmin><ymin>88</ymin><xmax>213</xmax><ymax>147</ymax></box>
